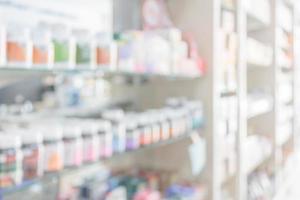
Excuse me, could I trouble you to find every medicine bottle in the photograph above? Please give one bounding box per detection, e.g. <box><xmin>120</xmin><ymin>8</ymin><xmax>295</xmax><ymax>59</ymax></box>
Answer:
<box><xmin>62</xmin><ymin>125</ymin><xmax>83</xmax><ymax>167</ymax></box>
<box><xmin>0</xmin><ymin>134</ymin><xmax>22</xmax><ymax>188</ymax></box>
<box><xmin>41</xmin><ymin>126</ymin><xmax>64</xmax><ymax>172</ymax></box>
<box><xmin>19</xmin><ymin>130</ymin><xmax>44</xmax><ymax>181</ymax></box>
<box><xmin>98</xmin><ymin>120</ymin><xmax>113</xmax><ymax>158</ymax></box>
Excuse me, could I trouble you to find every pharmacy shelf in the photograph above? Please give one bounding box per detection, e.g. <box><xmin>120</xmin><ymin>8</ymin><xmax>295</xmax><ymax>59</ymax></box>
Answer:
<box><xmin>277</xmin><ymin>131</ymin><xmax>293</xmax><ymax>146</ymax></box>
<box><xmin>238</xmin><ymin>0</ymin><xmax>290</xmax><ymax>199</ymax></box>
<box><xmin>0</xmin><ymin>0</ymin><xmax>297</xmax><ymax>199</ymax></box>
<box><xmin>273</xmin><ymin>154</ymin><xmax>299</xmax><ymax>200</ymax></box>
<box><xmin>247</xmin><ymin>13</ymin><xmax>270</xmax><ymax>32</ymax></box>
<box><xmin>246</xmin><ymin>149</ymin><xmax>272</xmax><ymax>175</ymax></box>
<box><xmin>107</xmin><ymin>131</ymin><xmax>202</xmax><ymax>160</ymax></box>
<box><xmin>0</xmin><ymin>131</ymin><xmax>201</xmax><ymax>198</ymax></box>
<box><xmin>247</xmin><ymin>101</ymin><xmax>273</xmax><ymax>119</ymax></box>
<box><xmin>0</xmin><ymin>174</ymin><xmax>59</xmax><ymax>199</ymax></box>
<box><xmin>247</xmin><ymin>107</ymin><xmax>273</xmax><ymax>119</ymax></box>
<box><xmin>247</xmin><ymin>63</ymin><xmax>271</xmax><ymax>69</ymax></box>
<box><xmin>0</xmin><ymin>66</ymin><xmax>201</xmax><ymax>80</ymax></box>
<box><xmin>48</xmin><ymin>99</ymin><xmax>133</xmax><ymax>118</ymax></box>
<box><xmin>0</xmin><ymin>65</ymin><xmax>110</xmax><ymax>74</ymax></box>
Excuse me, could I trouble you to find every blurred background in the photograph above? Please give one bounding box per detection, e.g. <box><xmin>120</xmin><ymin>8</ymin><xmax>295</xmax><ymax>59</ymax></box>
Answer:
<box><xmin>0</xmin><ymin>0</ymin><xmax>299</xmax><ymax>199</ymax></box>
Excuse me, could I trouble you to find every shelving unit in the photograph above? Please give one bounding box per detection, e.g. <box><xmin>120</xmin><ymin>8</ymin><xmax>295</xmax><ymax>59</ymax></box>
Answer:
<box><xmin>245</xmin><ymin>0</ymin><xmax>275</xmax><ymax>199</ymax></box>
<box><xmin>0</xmin><ymin>0</ymin><xmax>299</xmax><ymax>200</ymax></box>
<box><xmin>273</xmin><ymin>2</ymin><xmax>297</xmax><ymax>197</ymax></box>
<box><xmin>240</xmin><ymin>0</ymin><xmax>298</xmax><ymax>200</ymax></box>
<box><xmin>0</xmin><ymin>1</ymin><xmax>209</xmax><ymax>200</ymax></box>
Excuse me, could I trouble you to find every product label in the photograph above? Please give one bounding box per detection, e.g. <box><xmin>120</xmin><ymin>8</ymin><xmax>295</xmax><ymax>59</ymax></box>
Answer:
<box><xmin>22</xmin><ymin>147</ymin><xmax>40</xmax><ymax>180</ymax></box>
<box><xmin>112</xmin><ymin>125</ymin><xmax>126</xmax><ymax>153</ymax></box>
<box><xmin>76</xmin><ymin>43</ymin><xmax>91</xmax><ymax>64</ymax></box>
<box><xmin>63</xmin><ymin>140</ymin><xmax>82</xmax><ymax>167</ymax></box>
<box><xmin>96</xmin><ymin>46</ymin><xmax>110</xmax><ymax>65</ymax></box>
<box><xmin>0</xmin><ymin>149</ymin><xmax>18</xmax><ymax>188</ymax></box>
<box><xmin>82</xmin><ymin>138</ymin><xmax>97</xmax><ymax>162</ymax></box>
<box><xmin>32</xmin><ymin>45</ymin><xmax>48</xmax><ymax>64</ymax></box>
<box><xmin>53</xmin><ymin>40</ymin><xmax>69</xmax><ymax>63</ymax></box>
<box><xmin>126</xmin><ymin>130</ymin><xmax>139</xmax><ymax>150</ymax></box>
<box><xmin>140</xmin><ymin>127</ymin><xmax>152</xmax><ymax>146</ymax></box>
<box><xmin>6</xmin><ymin>41</ymin><xmax>27</xmax><ymax>63</ymax></box>
<box><xmin>44</xmin><ymin>143</ymin><xmax>63</xmax><ymax>172</ymax></box>
<box><xmin>100</xmin><ymin>133</ymin><xmax>113</xmax><ymax>158</ymax></box>
<box><xmin>105</xmin><ymin>133</ymin><xmax>113</xmax><ymax>157</ymax></box>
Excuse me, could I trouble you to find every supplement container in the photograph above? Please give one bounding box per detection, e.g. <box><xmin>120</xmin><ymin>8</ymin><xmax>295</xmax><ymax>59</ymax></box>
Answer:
<box><xmin>41</xmin><ymin>125</ymin><xmax>64</xmax><ymax>172</ymax></box>
<box><xmin>144</xmin><ymin>33</ymin><xmax>171</xmax><ymax>75</ymax></box>
<box><xmin>98</xmin><ymin>120</ymin><xmax>113</xmax><ymax>158</ymax></box>
<box><xmin>165</xmin><ymin>109</ymin><xmax>181</xmax><ymax>138</ymax></box>
<box><xmin>125</xmin><ymin>116</ymin><xmax>140</xmax><ymax>151</ymax></box>
<box><xmin>131</xmin><ymin>31</ymin><xmax>145</xmax><ymax>73</ymax></box>
<box><xmin>114</xmin><ymin>32</ymin><xmax>135</xmax><ymax>72</ymax></box>
<box><xmin>102</xmin><ymin>110</ymin><xmax>126</xmax><ymax>153</ymax></box>
<box><xmin>81</xmin><ymin>121</ymin><xmax>100</xmax><ymax>163</ymax></box>
<box><xmin>183</xmin><ymin>105</ymin><xmax>194</xmax><ymax>132</ymax></box>
<box><xmin>0</xmin><ymin>134</ymin><xmax>22</xmax><ymax>188</ymax></box>
<box><xmin>175</xmin><ymin>109</ymin><xmax>188</xmax><ymax>136</ymax></box>
<box><xmin>6</xmin><ymin>26</ymin><xmax>31</xmax><ymax>66</ymax></box>
<box><xmin>157</xmin><ymin>111</ymin><xmax>171</xmax><ymax>141</ymax></box>
<box><xmin>31</xmin><ymin>27</ymin><xmax>52</xmax><ymax>67</ymax></box>
<box><xmin>147</xmin><ymin>111</ymin><xmax>161</xmax><ymax>143</ymax></box>
<box><xmin>183</xmin><ymin>107</ymin><xmax>193</xmax><ymax>133</ymax></box>
<box><xmin>62</xmin><ymin>124</ymin><xmax>83</xmax><ymax>167</ymax></box>
<box><xmin>93</xmin><ymin>32</ymin><xmax>113</xmax><ymax>67</ymax></box>
<box><xmin>19</xmin><ymin>130</ymin><xmax>44</xmax><ymax>181</ymax></box>
<box><xmin>51</xmin><ymin>25</ymin><xmax>74</xmax><ymax>68</ymax></box>
<box><xmin>137</xmin><ymin>114</ymin><xmax>152</xmax><ymax>146</ymax></box>
<box><xmin>74</xmin><ymin>29</ymin><xmax>92</xmax><ymax>67</ymax></box>
<box><xmin>188</xmin><ymin>102</ymin><xmax>204</xmax><ymax>130</ymax></box>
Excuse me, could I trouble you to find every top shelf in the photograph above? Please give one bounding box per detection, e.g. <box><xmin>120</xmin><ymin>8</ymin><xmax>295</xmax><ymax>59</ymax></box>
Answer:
<box><xmin>0</xmin><ymin>66</ymin><xmax>202</xmax><ymax>80</ymax></box>
<box><xmin>246</xmin><ymin>0</ymin><xmax>271</xmax><ymax>32</ymax></box>
<box><xmin>247</xmin><ymin>13</ymin><xmax>270</xmax><ymax>32</ymax></box>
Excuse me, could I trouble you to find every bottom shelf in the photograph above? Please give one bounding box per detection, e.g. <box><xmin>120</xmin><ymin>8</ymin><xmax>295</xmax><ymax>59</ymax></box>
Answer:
<box><xmin>0</xmin><ymin>131</ymin><xmax>202</xmax><ymax>198</ymax></box>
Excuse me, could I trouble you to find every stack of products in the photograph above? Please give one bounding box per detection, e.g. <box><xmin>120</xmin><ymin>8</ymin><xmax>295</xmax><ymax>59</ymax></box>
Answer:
<box><xmin>73</xmin><ymin>169</ymin><xmax>206</xmax><ymax>200</ymax></box>
<box><xmin>113</xmin><ymin>29</ymin><xmax>204</xmax><ymax>76</ymax></box>
<box><xmin>245</xmin><ymin>135</ymin><xmax>272</xmax><ymax>173</ymax></box>
<box><xmin>0</xmin><ymin>23</ymin><xmax>204</xmax><ymax>77</ymax></box>
<box><xmin>0</xmin><ymin>99</ymin><xmax>204</xmax><ymax>189</ymax></box>
<box><xmin>247</xmin><ymin>38</ymin><xmax>273</xmax><ymax>67</ymax></box>
<box><xmin>247</xmin><ymin>90</ymin><xmax>273</xmax><ymax>118</ymax></box>
<box><xmin>248</xmin><ymin>172</ymin><xmax>274</xmax><ymax>200</ymax></box>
